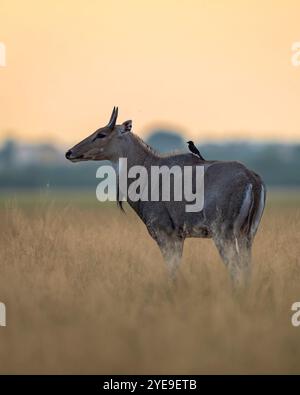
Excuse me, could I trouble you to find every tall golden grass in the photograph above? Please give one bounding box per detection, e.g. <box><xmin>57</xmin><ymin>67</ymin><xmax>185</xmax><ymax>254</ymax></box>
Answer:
<box><xmin>0</xmin><ymin>198</ymin><xmax>299</xmax><ymax>374</ymax></box>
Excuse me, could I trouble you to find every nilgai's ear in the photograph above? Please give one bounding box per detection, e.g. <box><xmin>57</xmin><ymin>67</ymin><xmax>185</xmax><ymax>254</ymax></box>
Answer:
<box><xmin>121</xmin><ymin>120</ymin><xmax>132</xmax><ymax>133</ymax></box>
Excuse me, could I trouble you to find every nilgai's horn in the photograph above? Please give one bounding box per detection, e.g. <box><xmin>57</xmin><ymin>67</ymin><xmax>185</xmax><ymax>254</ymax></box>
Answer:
<box><xmin>107</xmin><ymin>106</ymin><xmax>118</xmax><ymax>129</ymax></box>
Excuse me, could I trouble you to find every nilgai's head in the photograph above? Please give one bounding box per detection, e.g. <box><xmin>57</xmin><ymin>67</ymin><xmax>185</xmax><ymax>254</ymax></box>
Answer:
<box><xmin>65</xmin><ymin>107</ymin><xmax>132</xmax><ymax>162</ymax></box>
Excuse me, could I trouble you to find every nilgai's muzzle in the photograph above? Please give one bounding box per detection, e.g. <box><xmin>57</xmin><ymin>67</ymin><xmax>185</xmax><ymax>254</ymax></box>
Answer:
<box><xmin>65</xmin><ymin>150</ymin><xmax>72</xmax><ymax>159</ymax></box>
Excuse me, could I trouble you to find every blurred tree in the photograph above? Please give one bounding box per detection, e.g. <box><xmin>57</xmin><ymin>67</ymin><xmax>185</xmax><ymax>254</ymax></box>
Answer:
<box><xmin>146</xmin><ymin>130</ymin><xmax>185</xmax><ymax>153</ymax></box>
<box><xmin>0</xmin><ymin>139</ymin><xmax>17</xmax><ymax>167</ymax></box>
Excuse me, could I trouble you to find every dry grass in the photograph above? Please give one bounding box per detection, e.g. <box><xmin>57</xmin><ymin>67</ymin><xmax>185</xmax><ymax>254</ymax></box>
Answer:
<box><xmin>0</xmin><ymin>196</ymin><xmax>300</xmax><ymax>374</ymax></box>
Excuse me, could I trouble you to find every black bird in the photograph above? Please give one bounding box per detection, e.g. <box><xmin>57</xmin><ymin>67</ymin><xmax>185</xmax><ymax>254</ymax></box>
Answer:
<box><xmin>187</xmin><ymin>141</ymin><xmax>205</xmax><ymax>160</ymax></box>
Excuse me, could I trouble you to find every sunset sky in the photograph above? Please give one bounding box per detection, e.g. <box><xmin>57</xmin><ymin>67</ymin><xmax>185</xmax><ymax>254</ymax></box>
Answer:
<box><xmin>1</xmin><ymin>0</ymin><xmax>300</xmax><ymax>145</ymax></box>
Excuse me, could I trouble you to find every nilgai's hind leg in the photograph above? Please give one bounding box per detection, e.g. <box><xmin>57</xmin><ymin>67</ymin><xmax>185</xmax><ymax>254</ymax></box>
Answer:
<box><xmin>214</xmin><ymin>181</ymin><xmax>265</xmax><ymax>288</ymax></box>
<box><xmin>155</xmin><ymin>234</ymin><xmax>184</xmax><ymax>279</ymax></box>
<box><xmin>213</xmin><ymin>234</ymin><xmax>252</xmax><ymax>288</ymax></box>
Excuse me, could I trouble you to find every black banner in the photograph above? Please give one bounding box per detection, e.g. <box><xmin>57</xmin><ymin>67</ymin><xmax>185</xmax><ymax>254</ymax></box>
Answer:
<box><xmin>0</xmin><ymin>375</ymin><xmax>297</xmax><ymax>393</ymax></box>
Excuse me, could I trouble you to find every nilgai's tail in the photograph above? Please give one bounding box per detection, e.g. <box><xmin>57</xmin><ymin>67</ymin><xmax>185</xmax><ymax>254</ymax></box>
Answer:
<box><xmin>249</xmin><ymin>183</ymin><xmax>266</xmax><ymax>239</ymax></box>
<box><xmin>235</xmin><ymin>182</ymin><xmax>266</xmax><ymax>240</ymax></box>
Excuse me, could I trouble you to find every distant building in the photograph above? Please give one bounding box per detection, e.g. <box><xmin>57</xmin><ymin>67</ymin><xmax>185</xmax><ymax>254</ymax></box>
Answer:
<box><xmin>0</xmin><ymin>140</ymin><xmax>64</xmax><ymax>168</ymax></box>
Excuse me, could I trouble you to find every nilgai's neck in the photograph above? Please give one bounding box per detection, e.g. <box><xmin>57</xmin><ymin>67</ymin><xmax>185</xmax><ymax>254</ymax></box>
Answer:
<box><xmin>120</xmin><ymin>133</ymin><xmax>160</xmax><ymax>169</ymax></box>
<box><xmin>112</xmin><ymin>133</ymin><xmax>160</xmax><ymax>214</ymax></box>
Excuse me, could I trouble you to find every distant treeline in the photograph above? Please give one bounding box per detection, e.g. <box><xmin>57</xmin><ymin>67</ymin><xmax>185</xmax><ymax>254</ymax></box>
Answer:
<box><xmin>0</xmin><ymin>130</ymin><xmax>299</xmax><ymax>189</ymax></box>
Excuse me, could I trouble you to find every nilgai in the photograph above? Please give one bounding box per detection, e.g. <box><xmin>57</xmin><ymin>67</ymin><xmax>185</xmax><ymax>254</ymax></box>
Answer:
<box><xmin>66</xmin><ymin>107</ymin><xmax>266</xmax><ymax>287</ymax></box>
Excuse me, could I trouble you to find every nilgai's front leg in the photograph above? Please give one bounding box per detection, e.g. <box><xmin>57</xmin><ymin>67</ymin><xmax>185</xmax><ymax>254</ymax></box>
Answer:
<box><xmin>155</xmin><ymin>234</ymin><xmax>184</xmax><ymax>279</ymax></box>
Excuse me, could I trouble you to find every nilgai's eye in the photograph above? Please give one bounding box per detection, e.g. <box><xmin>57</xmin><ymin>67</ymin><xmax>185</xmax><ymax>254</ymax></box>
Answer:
<box><xmin>93</xmin><ymin>133</ymin><xmax>106</xmax><ymax>141</ymax></box>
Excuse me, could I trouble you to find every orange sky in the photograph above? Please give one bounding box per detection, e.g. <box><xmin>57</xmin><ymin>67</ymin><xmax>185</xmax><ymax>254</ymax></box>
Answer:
<box><xmin>1</xmin><ymin>0</ymin><xmax>300</xmax><ymax>145</ymax></box>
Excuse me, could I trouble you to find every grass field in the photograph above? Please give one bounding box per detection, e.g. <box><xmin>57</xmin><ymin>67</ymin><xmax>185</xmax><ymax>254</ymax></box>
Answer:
<box><xmin>0</xmin><ymin>190</ymin><xmax>299</xmax><ymax>374</ymax></box>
